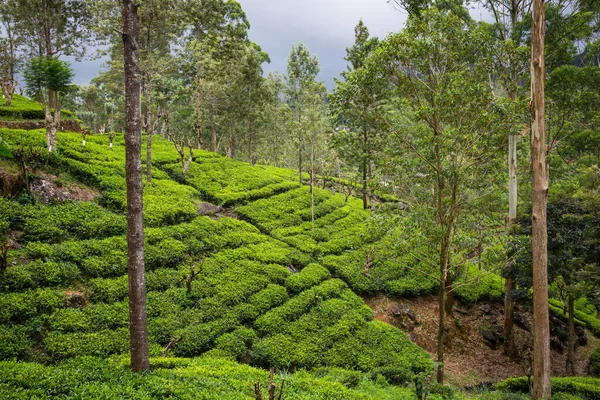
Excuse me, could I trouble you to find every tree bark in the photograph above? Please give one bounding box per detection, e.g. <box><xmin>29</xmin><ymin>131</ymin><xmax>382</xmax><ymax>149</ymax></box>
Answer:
<box><xmin>566</xmin><ymin>294</ymin><xmax>576</xmax><ymax>375</ymax></box>
<box><xmin>211</xmin><ymin>122</ymin><xmax>217</xmax><ymax>153</ymax></box>
<box><xmin>504</xmin><ymin>277</ymin><xmax>517</xmax><ymax>357</ymax></box>
<box><xmin>145</xmin><ymin>70</ymin><xmax>153</xmax><ymax>183</ymax></box>
<box><xmin>298</xmin><ymin>109</ymin><xmax>303</xmax><ymax>184</ymax></box>
<box><xmin>437</xmin><ymin>257</ymin><xmax>446</xmax><ymax>384</ymax></box>
<box><xmin>122</xmin><ymin>0</ymin><xmax>150</xmax><ymax>373</ymax></box>
<box><xmin>362</xmin><ymin>125</ymin><xmax>368</xmax><ymax>210</ymax></box>
<box><xmin>531</xmin><ymin>0</ymin><xmax>550</xmax><ymax>397</ymax></box>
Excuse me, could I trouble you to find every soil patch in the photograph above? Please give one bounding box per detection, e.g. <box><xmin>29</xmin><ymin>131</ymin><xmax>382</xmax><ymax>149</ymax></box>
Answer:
<box><xmin>365</xmin><ymin>294</ymin><xmax>599</xmax><ymax>387</ymax></box>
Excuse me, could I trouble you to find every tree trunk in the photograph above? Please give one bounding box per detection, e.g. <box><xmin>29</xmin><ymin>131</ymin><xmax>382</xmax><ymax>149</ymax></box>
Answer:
<box><xmin>531</xmin><ymin>0</ymin><xmax>551</xmax><ymax>397</ymax></box>
<box><xmin>504</xmin><ymin>277</ymin><xmax>517</xmax><ymax>357</ymax></box>
<box><xmin>122</xmin><ymin>0</ymin><xmax>150</xmax><ymax>373</ymax></box>
<box><xmin>437</xmin><ymin>258</ymin><xmax>446</xmax><ymax>384</ymax></box>
<box><xmin>212</xmin><ymin>123</ymin><xmax>217</xmax><ymax>153</ymax></box>
<box><xmin>444</xmin><ymin>273</ymin><xmax>454</xmax><ymax>315</ymax></box>
<box><xmin>504</xmin><ymin>132</ymin><xmax>518</xmax><ymax>358</ymax></box>
<box><xmin>362</xmin><ymin>127</ymin><xmax>368</xmax><ymax>210</ymax></box>
<box><xmin>298</xmin><ymin>110</ymin><xmax>303</xmax><ymax>184</ymax></box>
<box><xmin>145</xmin><ymin>71</ymin><xmax>152</xmax><ymax>183</ymax></box>
<box><xmin>566</xmin><ymin>294</ymin><xmax>576</xmax><ymax>375</ymax></box>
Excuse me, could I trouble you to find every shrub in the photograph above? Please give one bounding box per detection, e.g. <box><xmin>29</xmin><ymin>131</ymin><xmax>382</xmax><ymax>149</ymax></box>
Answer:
<box><xmin>248</xmin><ymin>284</ymin><xmax>288</xmax><ymax>315</ymax></box>
<box><xmin>87</xmin><ymin>275</ymin><xmax>128</xmax><ymax>303</ymax></box>
<box><xmin>286</xmin><ymin>263</ymin><xmax>331</xmax><ymax>294</ymax></box>
<box><xmin>0</xmin><ymin>288</ymin><xmax>64</xmax><ymax>323</ymax></box>
<box><xmin>591</xmin><ymin>345</ymin><xmax>600</xmax><ymax>376</ymax></box>
<box><xmin>45</xmin><ymin>328</ymin><xmax>129</xmax><ymax>359</ymax></box>
<box><xmin>496</xmin><ymin>377</ymin><xmax>600</xmax><ymax>400</ymax></box>
<box><xmin>454</xmin><ymin>266</ymin><xmax>504</xmax><ymax>303</ymax></box>
<box><xmin>0</xmin><ymin>325</ymin><xmax>30</xmax><ymax>359</ymax></box>
<box><xmin>214</xmin><ymin>327</ymin><xmax>258</xmax><ymax>362</ymax></box>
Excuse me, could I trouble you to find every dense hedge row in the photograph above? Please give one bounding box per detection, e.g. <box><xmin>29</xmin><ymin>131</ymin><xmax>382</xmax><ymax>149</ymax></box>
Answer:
<box><xmin>159</xmin><ymin>150</ymin><xmax>301</xmax><ymax>207</ymax></box>
<box><xmin>0</xmin><ymin>94</ymin><xmax>75</xmax><ymax>120</ymax></box>
<box><xmin>549</xmin><ymin>298</ymin><xmax>600</xmax><ymax>337</ymax></box>
<box><xmin>0</xmin><ymin>130</ymin><xmax>200</xmax><ymax>227</ymax></box>
<box><xmin>496</xmin><ymin>377</ymin><xmax>600</xmax><ymax>399</ymax></box>
<box><xmin>0</xmin><ymin>356</ymin><xmax>421</xmax><ymax>399</ymax></box>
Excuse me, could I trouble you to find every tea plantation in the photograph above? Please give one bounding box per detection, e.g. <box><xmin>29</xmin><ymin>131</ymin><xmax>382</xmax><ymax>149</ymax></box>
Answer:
<box><xmin>1</xmin><ymin>127</ymin><xmax>599</xmax><ymax>399</ymax></box>
<box><xmin>0</xmin><ymin>128</ymin><xmax>437</xmax><ymax>399</ymax></box>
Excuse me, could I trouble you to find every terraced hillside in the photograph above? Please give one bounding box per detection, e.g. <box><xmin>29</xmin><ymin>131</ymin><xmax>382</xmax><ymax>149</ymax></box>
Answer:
<box><xmin>2</xmin><ymin>127</ymin><xmax>600</xmax><ymax>399</ymax></box>
<box><xmin>0</xmin><ymin>128</ymin><xmax>433</xmax><ymax>398</ymax></box>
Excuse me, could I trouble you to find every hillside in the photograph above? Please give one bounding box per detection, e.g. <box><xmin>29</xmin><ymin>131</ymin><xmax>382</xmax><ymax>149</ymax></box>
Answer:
<box><xmin>1</xmin><ymin>123</ymin><xmax>599</xmax><ymax>399</ymax></box>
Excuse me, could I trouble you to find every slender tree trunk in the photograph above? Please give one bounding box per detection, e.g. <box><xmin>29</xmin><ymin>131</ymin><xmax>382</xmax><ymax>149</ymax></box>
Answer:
<box><xmin>145</xmin><ymin>70</ymin><xmax>152</xmax><ymax>183</ymax></box>
<box><xmin>531</xmin><ymin>0</ymin><xmax>550</xmax><ymax>397</ymax></box>
<box><xmin>437</xmin><ymin>250</ymin><xmax>447</xmax><ymax>384</ymax></box>
<box><xmin>211</xmin><ymin>122</ymin><xmax>217</xmax><ymax>153</ymax></box>
<box><xmin>122</xmin><ymin>0</ymin><xmax>150</xmax><ymax>373</ymax></box>
<box><xmin>504</xmin><ymin>130</ymin><xmax>518</xmax><ymax>358</ymax></box>
<box><xmin>504</xmin><ymin>277</ymin><xmax>517</xmax><ymax>357</ymax></box>
<box><xmin>566</xmin><ymin>294</ymin><xmax>576</xmax><ymax>375</ymax></box>
<box><xmin>444</xmin><ymin>273</ymin><xmax>454</xmax><ymax>315</ymax></box>
<box><xmin>362</xmin><ymin>126</ymin><xmax>368</xmax><ymax>210</ymax></box>
<box><xmin>311</xmin><ymin>141</ymin><xmax>315</xmax><ymax>232</ymax></box>
<box><xmin>298</xmin><ymin>109</ymin><xmax>303</xmax><ymax>183</ymax></box>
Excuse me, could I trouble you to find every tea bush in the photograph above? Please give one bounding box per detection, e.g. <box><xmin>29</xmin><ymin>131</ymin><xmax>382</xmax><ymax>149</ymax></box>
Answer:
<box><xmin>496</xmin><ymin>377</ymin><xmax>600</xmax><ymax>400</ymax></box>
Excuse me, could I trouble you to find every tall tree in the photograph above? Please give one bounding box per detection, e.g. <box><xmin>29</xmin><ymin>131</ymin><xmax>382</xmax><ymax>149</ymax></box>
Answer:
<box><xmin>122</xmin><ymin>0</ymin><xmax>150</xmax><ymax>373</ymax></box>
<box><xmin>285</xmin><ymin>42</ymin><xmax>320</xmax><ymax>183</ymax></box>
<box><xmin>530</xmin><ymin>0</ymin><xmax>550</xmax><ymax>397</ymax></box>
<box><xmin>373</xmin><ymin>8</ymin><xmax>504</xmax><ymax>384</ymax></box>
<box><xmin>0</xmin><ymin>0</ymin><xmax>21</xmax><ymax>106</ymax></box>
<box><xmin>477</xmin><ymin>0</ymin><xmax>530</xmax><ymax>359</ymax></box>
<box><xmin>8</xmin><ymin>0</ymin><xmax>92</xmax><ymax>151</ymax></box>
<box><xmin>331</xmin><ymin>20</ymin><xmax>384</xmax><ymax>210</ymax></box>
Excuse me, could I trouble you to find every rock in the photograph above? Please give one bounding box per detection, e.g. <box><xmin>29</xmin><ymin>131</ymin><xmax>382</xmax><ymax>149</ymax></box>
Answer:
<box><xmin>64</xmin><ymin>290</ymin><xmax>87</xmax><ymax>308</ymax></box>
<box><xmin>479</xmin><ymin>304</ymin><xmax>492</xmax><ymax>314</ymax></box>
<box><xmin>482</xmin><ymin>329</ymin><xmax>501</xmax><ymax>349</ymax></box>
<box><xmin>0</xmin><ymin>169</ymin><xmax>24</xmax><ymax>197</ymax></box>
<box><xmin>30</xmin><ymin>173</ymin><xmax>98</xmax><ymax>204</ymax></box>
<box><xmin>550</xmin><ymin>336</ymin><xmax>566</xmax><ymax>353</ymax></box>
<box><xmin>514</xmin><ymin>312</ymin><xmax>531</xmax><ymax>332</ymax></box>
<box><xmin>198</xmin><ymin>202</ymin><xmax>223</xmax><ymax>216</ymax></box>
<box><xmin>576</xmin><ymin>326</ymin><xmax>587</xmax><ymax>346</ymax></box>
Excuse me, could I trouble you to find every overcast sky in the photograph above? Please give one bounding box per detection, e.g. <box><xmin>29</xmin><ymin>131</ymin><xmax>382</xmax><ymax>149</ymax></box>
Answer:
<box><xmin>68</xmin><ymin>0</ymin><xmax>490</xmax><ymax>88</ymax></box>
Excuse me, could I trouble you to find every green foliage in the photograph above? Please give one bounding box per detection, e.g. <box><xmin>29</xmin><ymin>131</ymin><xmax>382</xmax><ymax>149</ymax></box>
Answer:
<box><xmin>45</xmin><ymin>328</ymin><xmax>130</xmax><ymax>359</ymax></box>
<box><xmin>0</xmin><ymin>356</ymin><xmax>420</xmax><ymax>399</ymax></box>
<box><xmin>453</xmin><ymin>266</ymin><xmax>504</xmax><ymax>303</ymax></box>
<box><xmin>590</xmin><ymin>345</ymin><xmax>600</xmax><ymax>376</ymax></box>
<box><xmin>286</xmin><ymin>263</ymin><xmax>331</xmax><ymax>293</ymax></box>
<box><xmin>496</xmin><ymin>377</ymin><xmax>600</xmax><ymax>400</ymax></box>
<box><xmin>165</xmin><ymin>151</ymin><xmax>301</xmax><ymax>206</ymax></box>
<box><xmin>24</xmin><ymin>57</ymin><xmax>74</xmax><ymax>99</ymax></box>
<box><xmin>549</xmin><ymin>298</ymin><xmax>600</xmax><ymax>337</ymax></box>
<box><xmin>0</xmin><ymin>325</ymin><xmax>30</xmax><ymax>359</ymax></box>
<box><xmin>0</xmin><ymin>93</ymin><xmax>75</xmax><ymax>120</ymax></box>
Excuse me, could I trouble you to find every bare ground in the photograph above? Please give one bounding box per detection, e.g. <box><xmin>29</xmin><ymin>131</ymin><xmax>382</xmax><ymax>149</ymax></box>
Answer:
<box><xmin>364</xmin><ymin>294</ymin><xmax>599</xmax><ymax>388</ymax></box>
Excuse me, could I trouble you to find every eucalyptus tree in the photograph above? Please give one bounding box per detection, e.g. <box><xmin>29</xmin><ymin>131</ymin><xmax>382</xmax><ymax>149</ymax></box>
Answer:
<box><xmin>475</xmin><ymin>0</ymin><xmax>531</xmax><ymax>359</ymax></box>
<box><xmin>371</xmin><ymin>8</ymin><xmax>505</xmax><ymax>384</ymax></box>
<box><xmin>285</xmin><ymin>42</ymin><xmax>320</xmax><ymax>183</ymax></box>
<box><xmin>235</xmin><ymin>43</ymin><xmax>270</xmax><ymax>165</ymax></box>
<box><xmin>0</xmin><ymin>0</ymin><xmax>22</xmax><ymax>106</ymax></box>
<box><xmin>259</xmin><ymin>72</ymin><xmax>291</xmax><ymax>167</ymax></box>
<box><xmin>331</xmin><ymin>20</ymin><xmax>386</xmax><ymax>210</ymax></box>
<box><xmin>7</xmin><ymin>0</ymin><xmax>93</xmax><ymax>151</ymax></box>
<box><xmin>530</xmin><ymin>0</ymin><xmax>550</xmax><ymax>396</ymax></box>
<box><xmin>121</xmin><ymin>0</ymin><xmax>149</xmax><ymax>373</ymax></box>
